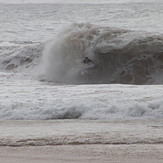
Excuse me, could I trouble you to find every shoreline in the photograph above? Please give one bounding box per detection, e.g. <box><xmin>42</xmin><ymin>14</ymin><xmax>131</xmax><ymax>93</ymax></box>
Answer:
<box><xmin>0</xmin><ymin>119</ymin><xmax>162</xmax><ymax>162</ymax></box>
<box><xmin>0</xmin><ymin>119</ymin><xmax>163</xmax><ymax>146</ymax></box>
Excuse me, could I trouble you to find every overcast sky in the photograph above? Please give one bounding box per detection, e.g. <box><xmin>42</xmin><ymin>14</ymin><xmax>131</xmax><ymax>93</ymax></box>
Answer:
<box><xmin>0</xmin><ymin>0</ymin><xmax>61</xmax><ymax>3</ymax></box>
<box><xmin>0</xmin><ymin>0</ymin><xmax>160</xmax><ymax>4</ymax></box>
<box><xmin>0</xmin><ymin>0</ymin><xmax>118</xmax><ymax>3</ymax></box>
<box><xmin>0</xmin><ymin>0</ymin><xmax>110</xmax><ymax>3</ymax></box>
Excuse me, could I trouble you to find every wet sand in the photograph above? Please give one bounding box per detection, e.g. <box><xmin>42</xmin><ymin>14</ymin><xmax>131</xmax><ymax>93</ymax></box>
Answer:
<box><xmin>0</xmin><ymin>144</ymin><xmax>163</xmax><ymax>163</ymax></box>
<box><xmin>0</xmin><ymin>119</ymin><xmax>163</xmax><ymax>162</ymax></box>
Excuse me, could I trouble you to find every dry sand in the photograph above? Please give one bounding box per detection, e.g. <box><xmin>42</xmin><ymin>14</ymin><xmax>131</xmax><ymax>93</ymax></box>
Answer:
<box><xmin>0</xmin><ymin>144</ymin><xmax>163</xmax><ymax>163</ymax></box>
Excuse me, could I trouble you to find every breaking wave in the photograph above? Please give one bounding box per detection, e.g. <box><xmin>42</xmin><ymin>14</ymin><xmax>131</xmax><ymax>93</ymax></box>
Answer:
<box><xmin>43</xmin><ymin>23</ymin><xmax>163</xmax><ymax>84</ymax></box>
<box><xmin>1</xmin><ymin>23</ymin><xmax>163</xmax><ymax>85</ymax></box>
<box><xmin>0</xmin><ymin>41</ymin><xmax>43</xmax><ymax>73</ymax></box>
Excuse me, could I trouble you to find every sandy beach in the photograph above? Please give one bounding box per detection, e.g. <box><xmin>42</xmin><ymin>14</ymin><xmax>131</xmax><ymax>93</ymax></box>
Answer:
<box><xmin>0</xmin><ymin>144</ymin><xmax>163</xmax><ymax>163</ymax></box>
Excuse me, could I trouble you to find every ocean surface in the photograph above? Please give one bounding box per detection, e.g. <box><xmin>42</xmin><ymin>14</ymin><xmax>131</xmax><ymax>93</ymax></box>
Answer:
<box><xmin>0</xmin><ymin>0</ymin><xmax>163</xmax><ymax>146</ymax></box>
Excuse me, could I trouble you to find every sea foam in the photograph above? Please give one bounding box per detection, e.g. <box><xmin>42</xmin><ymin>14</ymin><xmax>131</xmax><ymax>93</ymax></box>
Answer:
<box><xmin>0</xmin><ymin>82</ymin><xmax>162</xmax><ymax>120</ymax></box>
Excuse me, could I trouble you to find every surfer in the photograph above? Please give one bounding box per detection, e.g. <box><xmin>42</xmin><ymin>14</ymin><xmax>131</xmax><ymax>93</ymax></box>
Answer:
<box><xmin>82</xmin><ymin>57</ymin><xmax>93</xmax><ymax>64</ymax></box>
<box><xmin>82</xmin><ymin>57</ymin><xmax>98</xmax><ymax>70</ymax></box>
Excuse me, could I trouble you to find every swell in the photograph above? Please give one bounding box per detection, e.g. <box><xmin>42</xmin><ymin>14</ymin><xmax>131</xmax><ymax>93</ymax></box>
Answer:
<box><xmin>43</xmin><ymin>23</ymin><xmax>163</xmax><ymax>84</ymax></box>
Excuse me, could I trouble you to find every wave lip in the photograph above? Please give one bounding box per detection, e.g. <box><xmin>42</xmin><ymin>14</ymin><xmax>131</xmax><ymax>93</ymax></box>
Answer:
<box><xmin>43</xmin><ymin>23</ymin><xmax>163</xmax><ymax>84</ymax></box>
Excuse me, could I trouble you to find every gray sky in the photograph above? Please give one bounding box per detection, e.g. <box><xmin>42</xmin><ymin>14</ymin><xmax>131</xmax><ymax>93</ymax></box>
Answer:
<box><xmin>0</xmin><ymin>0</ymin><xmax>116</xmax><ymax>3</ymax></box>
<box><xmin>0</xmin><ymin>0</ymin><xmax>106</xmax><ymax>3</ymax></box>
<box><xmin>0</xmin><ymin>0</ymin><xmax>160</xmax><ymax>4</ymax></box>
<box><xmin>0</xmin><ymin>0</ymin><xmax>60</xmax><ymax>3</ymax></box>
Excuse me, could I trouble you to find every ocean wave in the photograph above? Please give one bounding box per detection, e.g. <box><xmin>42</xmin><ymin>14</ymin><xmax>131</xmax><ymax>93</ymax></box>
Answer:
<box><xmin>0</xmin><ymin>23</ymin><xmax>163</xmax><ymax>84</ymax></box>
<box><xmin>0</xmin><ymin>41</ymin><xmax>43</xmax><ymax>72</ymax></box>
<box><xmin>43</xmin><ymin>23</ymin><xmax>163</xmax><ymax>84</ymax></box>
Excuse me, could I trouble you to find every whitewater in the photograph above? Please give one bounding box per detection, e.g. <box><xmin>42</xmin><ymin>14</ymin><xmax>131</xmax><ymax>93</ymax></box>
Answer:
<box><xmin>0</xmin><ymin>0</ymin><xmax>163</xmax><ymax>155</ymax></box>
